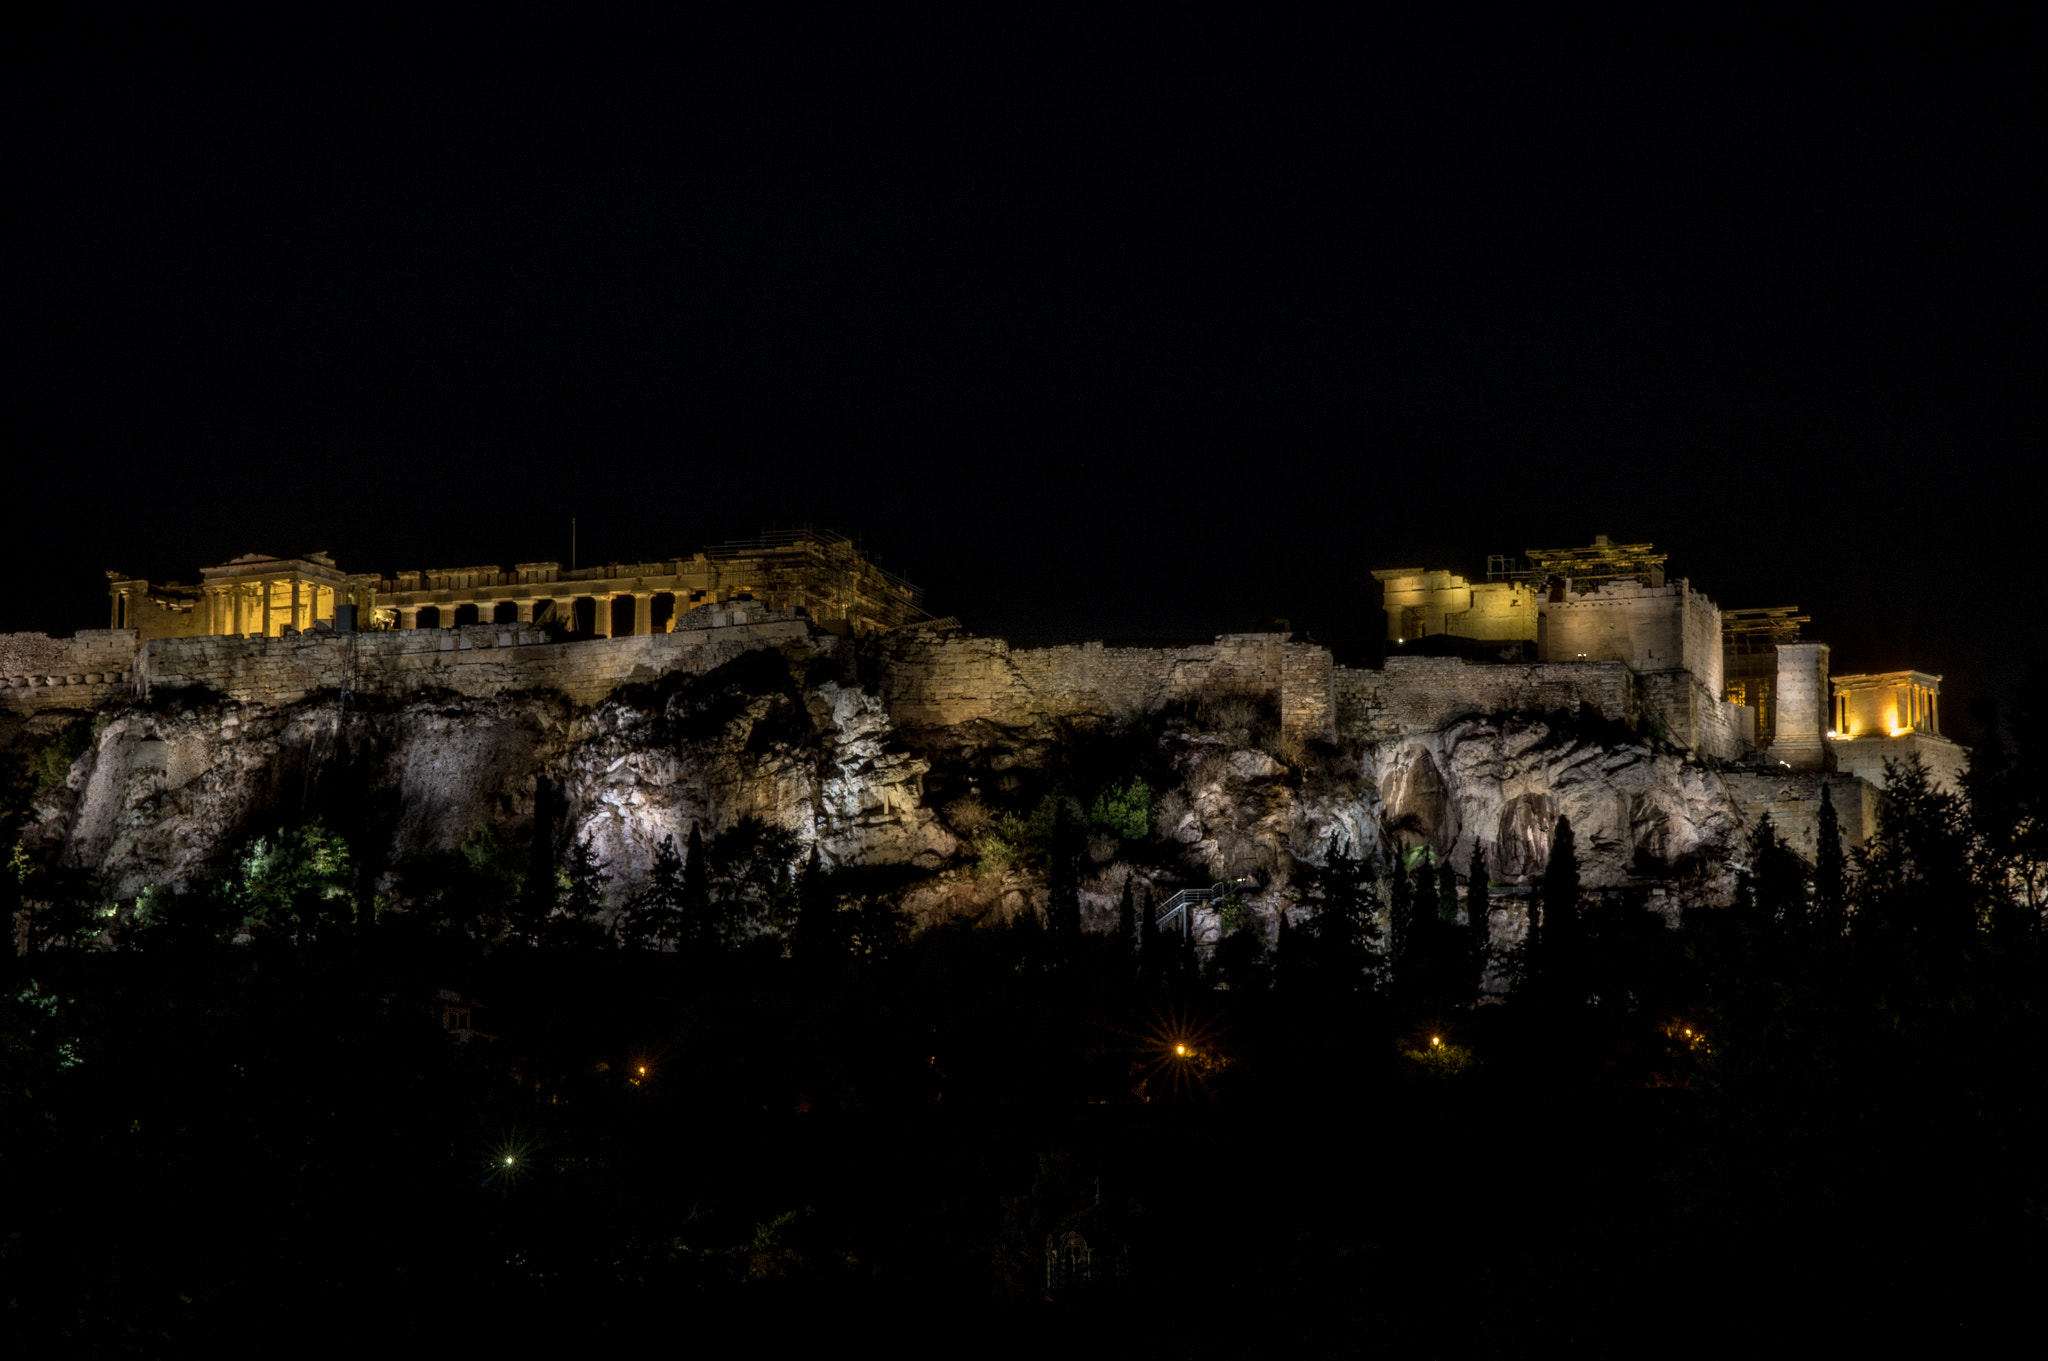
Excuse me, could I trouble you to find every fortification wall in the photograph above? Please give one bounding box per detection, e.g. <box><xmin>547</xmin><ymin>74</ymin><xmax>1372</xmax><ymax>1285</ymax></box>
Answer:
<box><xmin>1634</xmin><ymin>670</ymin><xmax>1753</xmax><ymax>761</ymax></box>
<box><xmin>1722</xmin><ymin>771</ymin><xmax>1876</xmax><ymax>865</ymax></box>
<box><xmin>1830</xmin><ymin>733</ymin><xmax>1969</xmax><ymax>795</ymax></box>
<box><xmin>1539</xmin><ymin>579</ymin><xmax>1721</xmax><ymax>692</ymax></box>
<box><xmin>874</xmin><ymin>632</ymin><xmax>1335</xmax><ymax>739</ymax></box>
<box><xmin>137</xmin><ymin>615</ymin><xmax>818</xmax><ymax>709</ymax></box>
<box><xmin>0</xmin><ymin>630</ymin><xmax>142</xmax><ymax>713</ymax></box>
<box><xmin>1332</xmin><ymin>656</ymin><xmax>1635</xmax><ymax>743</ymax></box>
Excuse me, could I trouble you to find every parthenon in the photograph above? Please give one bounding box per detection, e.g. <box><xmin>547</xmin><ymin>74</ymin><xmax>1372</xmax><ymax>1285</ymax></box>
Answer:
<box><xmin>106</xmin><ymin>527</ymin><xmax>926</xmax><ymax>642</ymax></box>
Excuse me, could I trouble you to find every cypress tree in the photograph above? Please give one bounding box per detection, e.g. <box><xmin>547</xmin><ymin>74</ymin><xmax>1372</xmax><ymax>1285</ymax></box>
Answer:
<box><xmin>621</xmin><ymin>834</ymin><xmax>686</xmax><ymax>951</ymax></box>
<box><xmin>513</xmin><ymin>776</ymin><xmax>558</xmax><ymax>945</ymax></box>
<box><xmin>1468</xmin><ymin>841</ymin><xmax>1491</xmax><ymax>984</ymax></box>
<box><xmin>1437</xmin><ymin>857</ymin><xmax>1460</xmax><ymax>925</ymax></box>
<box><xmin>1387</xmin><ymin>851</ymin><xmax>1415</xmax><ymax>982</ymax></box>
<box><xmin>1116</xmin><ymin>875</ymin><xmax>1137</xmax><ymax>953</ymax></box>
<box><xmin>1139</xmin><ymin>886</ymin><xmax>1161</xmax><ymax>973</ymax></box>
<box><xmin>1746</xmin><ymin>812</ymin><xmax>1805</xmax><ymax>933</ymax></box>
<box><xmin>1813</xmin><ymin>782</ymin><xmax>1847</xmax><ymax>941</ymax></box>
<box><xmin>792</xmin><ymin>843</ymin><xmax>838</xmax><ymax>965</ymax></box>
<box><xmin>562</xmin><ymin>834</ymin><xmax>609</xmax><ymax>945</ymax></box>
<box><xmin>1318</xmin><ymin>843</ymin><xmax>1373</xmax><ymax>991</ymax></box>
<box><xmin>681</xmin><ymin>823</ymin><xmax>715</xmax><ymax>956</ymax></box>
<box><xmin>1048</xmin><ymin>797</ymin><xmax>1082</xmax><ymax>938</ymax></box>
<box><xmin>1532</xmin><ymin>815</ymin><xmax>1579</xmax><ymax>998</ymax></box>
<box><xmin>1414</xmin><ymin>852</ymin><xmax>1439</xmax><ymax>927</ymax></box>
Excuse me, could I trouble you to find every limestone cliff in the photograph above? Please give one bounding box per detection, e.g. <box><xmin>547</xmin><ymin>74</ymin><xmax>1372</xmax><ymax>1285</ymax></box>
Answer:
<box><xmin>14</xmin><ymin>626</ymin><xmax>1781</xmax><ymax>934</ymax></box>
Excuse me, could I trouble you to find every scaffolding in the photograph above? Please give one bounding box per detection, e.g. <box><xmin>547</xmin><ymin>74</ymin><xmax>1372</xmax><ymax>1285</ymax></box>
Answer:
<box><xmin>1522</xmin><ymin>537</ymin><xmax>1668</xmax><ymax>586</ymax></box>
<box><xmin>1721</xmin><ymin>606</ymin><xmax>1808</xmax><ymax>649</ymax></box>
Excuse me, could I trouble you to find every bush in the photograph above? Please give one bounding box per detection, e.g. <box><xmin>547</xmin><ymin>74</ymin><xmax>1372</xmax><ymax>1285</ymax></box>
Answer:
<box><xmin>1086</xmin><ymin>778</ymin><xmax>1151</xmax><ymax>841</ymax></box>
<box><xmin>33</xmin><ymin>724</ymin><xmax>93</xmax><ymax>793</ymax></box>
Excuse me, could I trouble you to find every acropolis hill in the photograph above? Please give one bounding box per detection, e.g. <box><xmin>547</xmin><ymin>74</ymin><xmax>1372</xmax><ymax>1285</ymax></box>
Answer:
<box><xmin>2</xmin><ymin>530</ymin><xmax>1967</xmax><ymax>949</ymax></box>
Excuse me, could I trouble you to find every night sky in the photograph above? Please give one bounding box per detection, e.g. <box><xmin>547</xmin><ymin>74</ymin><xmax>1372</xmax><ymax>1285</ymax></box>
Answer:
<box><xmin>15</xmin><ymin>12</ymin><xmax>2043</xmax><ymax>736</ymax></box>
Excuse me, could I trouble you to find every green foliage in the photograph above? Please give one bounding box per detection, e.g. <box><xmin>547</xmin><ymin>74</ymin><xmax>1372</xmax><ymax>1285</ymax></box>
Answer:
<box><xmin>618</xmin><ymin>835</ymin><xmax>688</xmax><ymax>951</ymax></box>
<box><xmin>562</xmin><ymin>835</ymin><xmax>610</xmax><ymax>923</ymax></box>
<box><xmin>1813</xmin><ymin>783</ymin><xmax>1848</xmax><ymax>939</ymax></box>
<box><xmin>706</xmin><ymin>816</ymin><xmax>801</xmax><ymax>945</ymax></box>
<box><xmin>1402</xmin><ymin>1037</ymin><xmax>1478</xmax><ymax>1080</ymax></box>
<box><xmin>233</xmin><ymin>820</ymin><xmax>358</xmax><ymax>942</ymax></box>
<box><xmin>993</xmin><ymin>795</ymin><xmax>1067</xmax><ymax>861</ymax></box>
<box><xmin>975</xmin><ymin>835</ymin><xmax>1017</xmax><ymax>876</ymax></box>
<box><xmin>33</xmin><ymin>724</ymin><xmax>93</xmax><ymax>794</ymax></box>
<box><xmin>460</xmin><ymin>824</ymin><xmax>523</xmax><ymax>890</ymax></box>
<box><xmin>1086</xmin><ymin>778</ymin><xmax>1152</xmax><ymax>841</ymax></box>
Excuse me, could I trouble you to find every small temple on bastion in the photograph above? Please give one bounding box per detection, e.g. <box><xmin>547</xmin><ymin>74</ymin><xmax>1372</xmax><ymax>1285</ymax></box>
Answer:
<box><xmin>106</xmin><ymin>527</ymin><xmax>927</xmax><ymax>642</ymax></box>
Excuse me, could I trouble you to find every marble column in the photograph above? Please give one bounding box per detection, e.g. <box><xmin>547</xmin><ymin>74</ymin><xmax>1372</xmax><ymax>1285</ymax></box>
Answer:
<box><xmin>515</xmin><ymin>600</ymin><xmax>534</xmax><ymax>623</ymax></box>
<box><xmin>633</xmin><ymin>592</ymin><xmax>653</xmax><ymax>638</ymax></box>
<box><xmin>399</xmin><ymin>607</ymin><xmax>419</xmax><ymax>630</ymax></box>
<box><xmin>290</xmin><ymin>580</ymin><xmax>303</xmax><ymax>633</ymax></box>
<box><xmin>592</xmin><ymin>595</ymin><xmax>612</xmax><ymax>638</ymax></box>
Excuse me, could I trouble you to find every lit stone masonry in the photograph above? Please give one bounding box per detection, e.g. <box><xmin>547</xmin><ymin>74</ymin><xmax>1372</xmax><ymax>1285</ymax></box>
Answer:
<box><xmin>135</xmin><ymin>610</ymin><xmax>815</xmax><ymax>711</ymax></box>
<box><xmin>2</xmin><ymin>533</ymin><xmax>1977</xmax><ymax>927</ymax></box>
<box><xmin>1828</xmin><ymin>669</ymin><xmax>1967</xmax><ymax>793</ymax></box>
<box><xmin>106</xmin><ymin>527</ymin><xmax>925</xmax><ymax>644</ymax></box>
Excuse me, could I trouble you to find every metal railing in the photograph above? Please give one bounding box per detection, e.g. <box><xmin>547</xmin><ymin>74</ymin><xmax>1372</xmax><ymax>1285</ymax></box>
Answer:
<box><xmin>1155</xmin><ymin>884</ymin><xmax>1230</xmax><ymax>937</ymax></box>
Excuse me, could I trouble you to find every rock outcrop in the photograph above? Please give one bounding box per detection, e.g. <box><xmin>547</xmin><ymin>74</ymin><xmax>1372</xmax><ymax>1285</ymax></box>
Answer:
<box><xmin>15</xmin><ymin>627</ymin><xmax>1770</xmax><ymax>932</ymax></box>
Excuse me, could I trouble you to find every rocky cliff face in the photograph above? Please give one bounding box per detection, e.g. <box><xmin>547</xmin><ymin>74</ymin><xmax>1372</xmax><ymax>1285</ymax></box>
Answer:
<box><xmin>17</xmin><ymin>635</ymin><xmax>1751</xmax><ymax>928</ymax></box>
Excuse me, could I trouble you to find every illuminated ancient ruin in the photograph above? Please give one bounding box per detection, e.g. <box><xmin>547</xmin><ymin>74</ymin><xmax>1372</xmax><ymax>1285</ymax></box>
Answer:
<box><xmin>1372</xmin><ymin>535</ymin><xmax>1962</xmax><ymax>794</ymax></box>
<box><xmin>104</xmin><ymin>527</ymin><xmax>925</xmax><ymax>642</ymax></box>
<box><xmin>2</xmin><ymin>532</ymin><xmax>1967</xmax><ymax>916</ymax></box>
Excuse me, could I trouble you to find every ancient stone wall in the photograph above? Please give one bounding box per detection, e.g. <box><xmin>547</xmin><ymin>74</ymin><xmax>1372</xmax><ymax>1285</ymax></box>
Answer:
<box><xmin>1721</xmin><ymin>771</ymin><xmax>1876</xmax><ymax>865</ymax></box>
<box><xmin>1539</xmin><ymin>578</ymin><xmax>1722</xmax><ymax>693</ymax></box>
<box><xmin>0</xmin><ymin>630</ymin><xmax>142</xmax><ymax>713</ymax></box>
<box><xmin>137</xmin><ymin>614</ymin><xmax>821</xmax><ymax>710</ymax></box>
<box><xmin>1830</xmin><ymin>732</ymin><xmax>1969</xmax><ymax>795</ymax></box>
<box><xmin>1635</xmin><ymin>670</ymin><xmax>1753</xmax><ymax>762</ymax></box>
<box><xmin>873</xmin><ymin>632</ymin><xmax>1334</xmax><ymax>739</ymax></box>
<box><xmin>1332</xmin><ymin>656</ymin><xmax>1635</xmax><ymax>743</ymax></box>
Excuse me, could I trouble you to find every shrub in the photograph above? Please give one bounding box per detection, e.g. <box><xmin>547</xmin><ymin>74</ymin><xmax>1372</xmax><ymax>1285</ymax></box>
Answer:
<box><xmin>1086</xmin><ymin>778</ymin><xmax>1152</xmax><ymax>841</ymax></box>
<box><xmin>976</xmin><ymin>836</ymin><xmax>1018</xmax><ymax>876</ymax></box>
<box><xmin>33</xmin><ymin>724</ymin><xmax>93</xmax><ymax>793</ymax></box>
<box><xmin>1152</xmin><ymin>790</ymin><xmax>1191</xmax><ymax>839</ymax></box>
<box><xmin>946</xmin><ymin>794</ymin><xmax>993</xmax><ymax>835</ymax></box>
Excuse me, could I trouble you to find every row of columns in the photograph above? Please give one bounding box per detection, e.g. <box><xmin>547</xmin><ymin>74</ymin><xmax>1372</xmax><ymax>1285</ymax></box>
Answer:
<box><xmin>1904</xmin><ymin>682</ymin><xmax>1938</xmax><ymax>735</ymax></box>
<box><xmin>392</xmin><ymin>592</ymin><xmax>668</xmax><ymax>636</ymax></box>
<box><xmin>203</xmin><ymin>580</ymin><xmax>333</xmax><ymax>637</ymax></box>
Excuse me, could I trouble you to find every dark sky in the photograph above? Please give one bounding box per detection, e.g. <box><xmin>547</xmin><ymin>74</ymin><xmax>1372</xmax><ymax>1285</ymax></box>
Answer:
<box><xmin>14</xmin><ymin>11</ymin><xmax>2043</xmax><ymax>736</ymax></box>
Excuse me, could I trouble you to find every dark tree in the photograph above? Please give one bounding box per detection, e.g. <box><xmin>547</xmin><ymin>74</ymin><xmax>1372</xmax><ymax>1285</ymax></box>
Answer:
<box><xmin>1743</xmin><ymin>813</ymin><xmax>1806</xmax><ymax>934</ymax></box>
<box><xmin>1138</xmin><ymin>886</ymin><xmax>1162</xmax><ymax>978</ymax></box>
<box><xmin>1437</xmin><ymin>857</ymin><xmax>1460</xmax><ymax>925</ymax></box>
<box><xmin>558</xmin><ymin>834</ymin><xmax>610</xmax><ymax>947</ymax></box>
<box><xmin>1047</xmin><ymin>797</ymin><xmax>1082</xmax><ymax>938</ymax></box>
<box><xmin>1855</xmin><ymin>755</ymin><xmax>1977</xmax><ymax>950</ymax></box>
<box><xmin>1316</xmin><ymin>842</ymin><xmax>1377</xmax><ymax>991</ymax></box>
<box><xmin>1468</xmin><ymin>840</ymin><xmax>1492</xmax><ymax>983</ymax></box>
<box><xmin>791</xmin><ymin>843</ymin><xmax>839</xmax><ymax>964</ymax></box>
<box><xmin>1116</xmin><ymin>875</ymin><xmax>1137</xmax><ymax>953</ymax></box>
<box><xmin>1414</xmin><ymin>852</ymin><xmax>1439</xmax><ymax>928</ymax></box>
<box><xmin>1387</xmin><ymin>849</ymin><xmax>1416</xmax><ymax>982</ymax></box>
<box><xmin>1529</xmin><ymin>816</ymin><xmax>1579</xmax><ymax>996</ymax></box>
<box><xmin>619</xmin><ymin>835</ymin><xmax>687</xmax><ymax>951</ymax></box>
<box><xmin>510</xmin><ymin>776</ymin><xmax>559</xmax><ymax>945</ymax></box>
<box><xmin>681</xmin><ymin>823</ymin><xmax>716</xmax><ymax>956</ymax></box>
<box><xmin>1210</xmin><ymin>903</ymin><xmax>1269</xmax><ymax>992</ymax></box>
<box><xmin>1813</xmin><ymin>783</ymin><xmax>1848</xmax><ymax>941</ymax></box>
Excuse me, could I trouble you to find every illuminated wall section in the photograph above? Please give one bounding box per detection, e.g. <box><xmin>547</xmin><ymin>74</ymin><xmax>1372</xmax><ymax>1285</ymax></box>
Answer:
<box><xmin>1369</xmin><ymin>568</ymin><xmax>1537</xmax><ymax>643</ymax></box>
